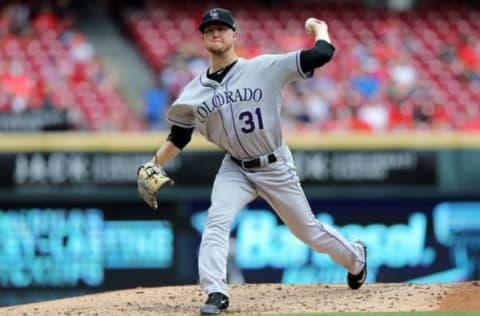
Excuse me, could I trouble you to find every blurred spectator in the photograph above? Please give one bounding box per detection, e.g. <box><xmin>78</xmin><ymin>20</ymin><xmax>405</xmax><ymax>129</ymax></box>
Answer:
<box><xmin>304</xmin><ymin>90</ymin><xmax>330</xmax><ymax>126</ymax></box>
<box><xmin>285</xmin><ymin>89</ymin><xmax>311</xmax><ymax>124</ymax></box>
<box><xmin>124</xmin><ymin>0</ymin><xmax>480</xmax><ymax>132</ymax></box>
<box><xmin>68</xmin><ymin>33</ymin><xmax>95</xmax><ymax>63</ymax></box>
<box><xmin>457</xmin><ymin>34</ymin><xmax>479</xmax><ymax>82</ymax></box>
<box><xmin>438</xmin><ymin>41</ymin><xmax>456</xmax><ymax>64</ymax></box>
<box><xmin>160</xmin><ymin>54</ymin><xmax>199</xmax><ymax>98</ymax></box>
<box><xmin>350</xmin><ymin>66</ymin><xmax>382</xmax><ymax>99</ymax></box>
<box><xmin>3</xmin><ymin>0</ymin><xmax>478</xmax><ymax>132</ymax></box>
<box><xmin>144</xmin><ymin>77</ymin><xmax>170</xmax><ymax>130</ymax></box>
<box><xmin>31</xmin><ymin>3</ymin><xmax>59</xmax><ymax>32</ymax></box>
<box><xmin>6</xmin><ymin>0</ymin><xmax>30</xmax><ymax>35</ymax></box>
<box><xmin>0</xmin><ymin>0</ymin><xmax>139</xmax><ymax>131</ymax></box>
<box><xmin>388</xmin><ymin>55</ymin><xmax>417</xmax><ymax>101</ymax></box>
<box><xmin>388</xmin><ymin>100</ymin><xmax>414</xmax><ymax>130</ymax></box>
<box><xmin>358</xmin><ymin>93</ymin><xmax>389</xmax><ymax>131</ymax></box>
<box><xmin>0</xmin><ymin>60</ymin><xmax>35</xmax><ymax>112</ymax></box>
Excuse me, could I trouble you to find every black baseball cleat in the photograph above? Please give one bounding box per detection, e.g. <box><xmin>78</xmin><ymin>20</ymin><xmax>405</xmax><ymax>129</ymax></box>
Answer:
<box><xmin>347</xmin><ymin>241</ymin><xmax>367</xmax><ymax>290</ymax></box>
<box><xmin>200</xmin><ymin>292</ymin><xmax>229</xmax><ymax>315</ymax></box>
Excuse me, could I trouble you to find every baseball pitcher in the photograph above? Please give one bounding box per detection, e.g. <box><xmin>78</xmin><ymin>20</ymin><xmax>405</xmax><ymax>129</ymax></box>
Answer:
<box><xmin>137</xmin><ymin>7</ymin><xmax>367</xmax><ymax>315</ymax></box>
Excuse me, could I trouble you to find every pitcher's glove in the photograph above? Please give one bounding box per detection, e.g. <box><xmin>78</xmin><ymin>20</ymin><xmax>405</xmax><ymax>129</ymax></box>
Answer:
<box><xmin>137</xmin><ymin>162</ymin><xmax>174</xmax><ymax>209</ymax></box>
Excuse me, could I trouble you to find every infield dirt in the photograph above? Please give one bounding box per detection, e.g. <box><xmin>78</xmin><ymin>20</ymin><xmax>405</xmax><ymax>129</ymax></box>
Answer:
<box><xmin>1</xmin><ymin>282</ymin><xmax>479</xmax><ymax>315</ymax></box>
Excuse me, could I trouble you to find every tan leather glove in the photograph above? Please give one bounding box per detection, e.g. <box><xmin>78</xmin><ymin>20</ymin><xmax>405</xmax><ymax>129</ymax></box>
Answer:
<box><xmin>137</xmin><ymin>162</ymin><xmax>174</xmax><ymax>209</ymax></box>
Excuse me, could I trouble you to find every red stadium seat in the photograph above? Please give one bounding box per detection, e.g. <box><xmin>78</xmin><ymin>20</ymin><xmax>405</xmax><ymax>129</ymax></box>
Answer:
<box><xmin>118</xmin><ymin>0</ymin><xmax>480</xmax><ymax>131</ymax></box>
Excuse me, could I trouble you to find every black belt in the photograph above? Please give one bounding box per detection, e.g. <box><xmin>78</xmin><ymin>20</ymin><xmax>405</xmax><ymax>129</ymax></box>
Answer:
<box><xmin>231</xmin><ymin>154</ymin><xmax>277</xmax><ymax>169</ymax></box>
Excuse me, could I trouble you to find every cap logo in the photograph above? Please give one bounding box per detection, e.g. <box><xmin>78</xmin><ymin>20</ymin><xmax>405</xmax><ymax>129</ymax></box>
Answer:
<box><xmin>209</xmin><ymin>10</ymin><xmax>219</xmax><ymax>20</ymax></box>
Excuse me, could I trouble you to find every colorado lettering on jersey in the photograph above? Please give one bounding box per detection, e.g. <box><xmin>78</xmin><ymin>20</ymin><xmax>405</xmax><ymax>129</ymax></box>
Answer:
<box><xmin>196</xmin><ymin>88</ymin><xmax>263</xmax><ymax>123</ymax></box>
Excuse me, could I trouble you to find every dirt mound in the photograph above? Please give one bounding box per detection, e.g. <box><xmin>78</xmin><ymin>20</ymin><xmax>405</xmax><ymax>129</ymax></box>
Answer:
<box><xmin>1</xmin><ymin>282</ymin><xmax>479</xmax><ymax>315</ymax></box>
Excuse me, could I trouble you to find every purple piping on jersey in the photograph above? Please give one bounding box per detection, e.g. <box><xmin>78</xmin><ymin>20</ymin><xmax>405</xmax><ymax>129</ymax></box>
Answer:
<box><xmin>199</xmin><ymin>74</ymin><xmax>217</xmax><ymax>89</ymax></box>
<box><xmin>219</xmin><ymin>109</ymin><xmax>235</xmax><ymax>150</ymax></box>
<box><xmin>166</xmin><ymin>116</ymin><xmax>195</xmax><ymax>128</ymax></box>
<box><xmin>198</xmin><ymin>77</ymin><xmax>236</xmax><ymax>151</ymax></box>
<box><xmin>214</xmin><ymin>87</ymin><xmax>236</xmax><ymax>151</ymax></box>
<box><xmin>285</xmin><ymin>162</ymin><xmax>364</xmax><ymax>265</ymax></box>
<box><xmin>295</xmin><ymin>51</ymin><xmax>308</xmax><ymax>80</ymax></box>
<box><xmin>198</xmin><ymin>64</ymin><xmax>248</xmax><ymax>156</ymax></box>
<box><xmin>225</xmin><ymin>75</ymin><xmax>250</xmax><ymax>157</ymax></box>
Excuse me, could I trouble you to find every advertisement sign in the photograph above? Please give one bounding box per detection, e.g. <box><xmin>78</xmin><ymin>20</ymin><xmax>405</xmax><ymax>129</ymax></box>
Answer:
<box><xmin>0</xmin><ymin>150</ymin><xmax>435</xmax><ymax>187</ymax></box>
<box><xmin>0</xmin><ymin>202</ymin><xmax>177</xmax><ymax>292</ymax></box>
<box><xmin>187</xmin><ymin>198</ymin><xmax>480</xmax><ymax>284</ymax></box>
<box><xmin>1</xmin><ymin>198</ymin><xmax>478</xmax><ymax>306</ymax></box>
<box><xmin>0</xmin><ymin>109</ymin><xmax>68</xmax><ymax>132</ymax></box>
<box><xmin>292</xmin><ymin>150</ymin><xmax>436</xmax><ymax>185</ymax></box>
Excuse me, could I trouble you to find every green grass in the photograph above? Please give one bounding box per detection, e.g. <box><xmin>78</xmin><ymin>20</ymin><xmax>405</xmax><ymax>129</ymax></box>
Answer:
<box><xmin>253</xmin><ymin>313</ymin><xmax>480</xmax><ymax>316</ymax></box>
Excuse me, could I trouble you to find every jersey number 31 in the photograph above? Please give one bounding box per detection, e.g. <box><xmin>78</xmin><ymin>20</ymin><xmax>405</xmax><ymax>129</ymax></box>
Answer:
<box><xmin>239</xmin><ymin>108</ymin><xmax>264</xmax><ymax>133</ymax></box>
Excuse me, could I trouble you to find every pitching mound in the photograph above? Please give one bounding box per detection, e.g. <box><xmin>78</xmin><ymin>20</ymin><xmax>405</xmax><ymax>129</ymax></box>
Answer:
<box><xmin>1</xmin><ymin>282</ymin><xmax>479</xmax><ymax>315</ymax></box>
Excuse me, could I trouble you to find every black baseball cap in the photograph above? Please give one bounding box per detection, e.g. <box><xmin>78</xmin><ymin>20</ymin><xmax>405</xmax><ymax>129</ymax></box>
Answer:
<box><xmin>198</xmin><ymin>8</ymin><xmax>236</xmax><ymax>33</ymax></box>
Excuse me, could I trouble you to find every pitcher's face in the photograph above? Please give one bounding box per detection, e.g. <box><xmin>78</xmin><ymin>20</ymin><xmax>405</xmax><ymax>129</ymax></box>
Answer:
<box><xmin>202</xmin><ymin>23</ymin><xmax>237</xmax><ymax>55</ymax></box>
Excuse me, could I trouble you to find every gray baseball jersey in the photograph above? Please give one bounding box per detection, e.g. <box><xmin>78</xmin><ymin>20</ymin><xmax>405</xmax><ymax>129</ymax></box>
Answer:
<box><xmin>167</xmin><ymin>51</ymin><xmax>309</xmax><ymax>159</ymax></box>
<box><xmin>166</xmin><ymin>50</ymin><xmax>365</xmax><ymax>297</ymax></box>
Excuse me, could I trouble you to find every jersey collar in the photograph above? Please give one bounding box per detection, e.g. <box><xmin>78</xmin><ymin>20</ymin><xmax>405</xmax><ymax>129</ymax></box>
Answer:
<box><xmin>200</xmin><ymin>58</ymin><xmax>244</xmax><ymax>87</ymax></box>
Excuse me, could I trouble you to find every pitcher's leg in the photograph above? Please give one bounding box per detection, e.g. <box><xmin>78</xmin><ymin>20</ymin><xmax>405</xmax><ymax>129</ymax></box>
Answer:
<box><xmin>256</xmin><ymin>176</ymin><xmax>365</xmax><ymax>275</ymax></box>
<box><xmin>199</xmin><ymin>165</ymin><xmax>256</xmax><ymax>296</ymax></box>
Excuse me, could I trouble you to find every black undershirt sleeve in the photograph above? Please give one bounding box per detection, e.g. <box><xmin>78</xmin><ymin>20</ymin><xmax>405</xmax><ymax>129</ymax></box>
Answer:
<box><xmin>167</xmin><ymin>125</ymin><xmax>194</xmax><ymax>149</ymax></box>
<box><xmin>300</xmin><ymin>40</ymin><xmax>336</xmax><ymax>74</ymax></box>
